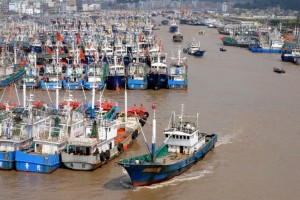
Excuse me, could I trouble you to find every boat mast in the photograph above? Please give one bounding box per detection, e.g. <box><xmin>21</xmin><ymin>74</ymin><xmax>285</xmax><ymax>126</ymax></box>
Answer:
<box><xmin>125</xmin><ymin>84</ymin><xmax>128</xmax><ymax>122</ymax></box>
<box><xmin>23</xmin><ymin>76</ymin><xmax>26</xmax><ymax>107</ymax></box>
<box><xmin>90</xmin><ymin>68</ymin><xmax>96</xmax><ymax>120</ymax></box>
<box><xmin>151</xmin><ymin>105</ymin><xmax>156</xmax><ymax>162</ymax></box>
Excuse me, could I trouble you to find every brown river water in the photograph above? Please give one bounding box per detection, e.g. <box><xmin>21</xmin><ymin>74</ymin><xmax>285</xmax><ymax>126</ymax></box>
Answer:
<box><xmin>1</xmin><ymin>18</ymin><xmax>300</xmax><ymax>200</ymax></box>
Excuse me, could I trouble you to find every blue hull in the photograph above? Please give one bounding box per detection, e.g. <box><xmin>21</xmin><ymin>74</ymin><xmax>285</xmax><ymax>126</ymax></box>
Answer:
<box><xmin>169</xmin><ymin>26</ymin><xmax>178</xmax><ymax>33</ymax></box>
<box><xmin>40</xmin><ymin>80</ymin><xmax>65</xmax><ymax>90</ymax></box>
<box><xmin>32</xmin><ymin>46</ymin><xmax>42</xmax><ymax>53</ymax></box>
<box><xmin>192</xmin><ymin>50</ymin><xmax>205</xmax><ymax>57</ymax></box>
<box><xmin>127</xmin><ymin>78</ymin><xmax>148</xmax><ymax>90</ymax></box>
<box><xmin>15</xmin><ymin>150</ymin><xmax>61</xmax><ymax>173</ymax></box>
<box><xmin>18</xmin><ymin>82</ymin><xmax>40</xmax><ymax>89</ymax></box>
<box><xmin>83</xmin><ymin>81</ymin><xmax>105</xmax><ymax>90</ymax></box>
<box><xmin>119</xmin><ymin>134</ymin><xmax>217</xmax><ymax>187</ymax></box>
<box><xmin>147</xmin><ymin>74</ymin><xmax>168</xmax><ymax>90</ymax></box>
<box><xmin>65</xmin><ymin>80</ymin><xmax>84</xmax><ymax>90</ymax></box>
<box><xmin>251</xmin><ymin>47</ymin><xmax>282</xmax><ymax>53</ymax></box>
<box><xmin>0</xmin><ymin>151</ymin><xmax>15</xmax><ymax>170</ymax></box>
<box><xmin>168</xmin><ymin>80</ymin><xmax>188</xmax><ymax>89</ymax></box>
<box><xmin>106</xmin><ymin>76</ymin><xmax>125</xmax><ymax>90</ymax></box>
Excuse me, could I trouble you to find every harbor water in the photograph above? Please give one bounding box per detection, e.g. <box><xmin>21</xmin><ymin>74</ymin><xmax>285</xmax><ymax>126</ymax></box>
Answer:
<box><xmin>1</xmin><ymin>20</ymin><xmax>300</xmax><ymax>200</ymax></box>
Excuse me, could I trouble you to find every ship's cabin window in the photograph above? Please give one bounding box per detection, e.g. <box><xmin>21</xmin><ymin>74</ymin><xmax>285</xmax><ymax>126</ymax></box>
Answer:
<box><xmin>176</xmin><ymin>135</ymin><xmax>178</xmax><ymax>139</ymax></box>
<box><xmin>179</xmin><ymin>136</ymin><xmax>182</xmax><ymax>139</ymax></box>
<box><xmin>173</xmin><ymin>135</ymin><xmax>175</xmax><ymax>138</ymax></box>
<box><xmin>183</xmin><ymin>136</ymin><xmax>186</xmax><ymax>139</ymax></box>
<box><xmin>187</xmin><ymin>136</ymin><xmax>190</xmax><ymax>139</ymax></box>
<box><xmin>165</xmin><ymin>134</ymin><xmax>168</xmax><ymax>138</ymax></box>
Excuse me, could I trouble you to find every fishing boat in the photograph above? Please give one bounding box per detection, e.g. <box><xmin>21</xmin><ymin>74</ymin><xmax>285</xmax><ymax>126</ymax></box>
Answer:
<box><xmin>117</xmin><ymin>105</ymin><xmax>217</xmax><ymax>187</ymax></box>
<box><xmin>0</xmin><ymin>48</ymin><xmax>26</xmax><ymax>87</ymax></box>
<box><xmin>169</xmin><ymin>19</ymin><xmax>178</xmax><ymax>33</ymax></box>
<box><xmin>0</xmin><ymin>92</ymin><xmax>49</xmax><ymax>170</ymax></box>
<box><xmin>61</xmin><ymin>87</ymin><xmax>142</xmax><ymax>170</ymax></box>
<box><xmin>168</xmin><ymin>48</ymin><xmax>188</xmax><ymax>89</ymax></box>
<box><xmin>31</xmin><ymin>39</ymin><xmax>42</xmax><ymax>53</ymax></box>
<box><xmin>173</xmin><ymin>31</ymin><xmax>183</xmax><ymax>42</ymax></box>
<box><xmin>83</xmin><ymin>62</ymin><xmax>107</xmax><ymax>90</ymax></box>
<box><xmin>18</xmin><ymin>53</ymin><xmax>40</xmax><ymax>88</ymax></box>
<box><xmin>106</xmin><ymin>56</ymin><xmax>126</xmax><ymax>90</ymax></box>
<box><xmin>40</xmin><ymin>63</ymin><xmax>65</xmax><ymax>90</ymax></box>
<box><xmin>15</xmin><ymin>86</ymin><xmax>85</xmax><ymax>173</ymax></box>
<box><xmin>14</xmin><ymin>115</ymin><xmax>69</xmax><ymax>173</ymax></box>
<box><xmin>147</xmin><ymin>53</ymin><xmax>168</xmax><ymax>90</ymax></box>
<box><xmin>64</xmin><ymin>64</ymin><xmax>84</xmax><ymax>90</ymax></box>
<box><xmin>127</xmin><ymin>61</ymin><xmax>148</xmax><ymax>90</ymax></box>
<box><xmin>273</xmin><ymin>67</ymin><xmax>285</xmax><ymax>74</ymax></box>
<box><xmin>183</xmin><ymin>40</ymin><xmax>206</xmax><ymax>57</ymax></box>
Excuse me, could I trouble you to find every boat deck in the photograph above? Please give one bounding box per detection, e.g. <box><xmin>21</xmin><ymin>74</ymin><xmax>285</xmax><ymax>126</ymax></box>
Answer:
<box><xmin>156</xmin><ymin>152</ymin><xmax>189</xmax><ymax>165</ymax></box>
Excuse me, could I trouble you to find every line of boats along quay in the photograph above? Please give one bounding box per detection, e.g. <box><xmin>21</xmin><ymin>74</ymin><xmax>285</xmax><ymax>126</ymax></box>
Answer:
<box><xmin>1</xmin><ymin>10</ymin><xmax>300</xmax><ymax>200</ymax></box>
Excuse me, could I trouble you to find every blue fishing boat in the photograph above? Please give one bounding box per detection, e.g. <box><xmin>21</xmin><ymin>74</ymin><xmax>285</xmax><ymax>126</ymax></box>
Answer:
<box><xmin>31</xmin><ymin>39</ymin><xmax>42</xmax><ymax>53</ymax></box>
<box><xmin>168</xmin><ymin>49</ymin><xmax>188</xmax><ymax>89</ymax></box>
<box><xmin>117</xmin><ymin>105</ymin><xmax>217</xmax><ymax>187</ymax></box>
<box><xmin>40</xmin><ymin>64</ymin><xmax>66</xmax><ymax>90</ymax></box>
<box><xmin>147</xmin><ymin>53</ymin><xmax>168</xmax><ymax>90</ymax></box>
<box><xmin>127</xmin><ymin>61</ymin><xmax>148</xmax><ymax>90</ymax></box>
<box><xmin>169</xmin><ymin>19</ymin><xmax>178</xmax><ymax>33</ymax></box>
<box><xmin>83</xmin><ymin>62</ymin><xmax>107</xmax><ymax>90</ymax></box>
<box><xmin>64</xmin><ymin>64</ymin><xmax>84</xmax><ymax>90</ymax></box>
<box><xmin>0</xmin><ymin>94</ymin><xmax>49</xmax><ymax>170</ymax></box>
<box><xmin>15</xmin><ymin>115</ymin><xmax>69</xmax><ymax>173</ymax></box>
<box><xmin>106</xmin><ymin>56</ymin><xmax>126</xmax><ymax>90</ymax></box>
<box><xmin>183</xmin><ymin>40</ymin><xmax>206</xmax><ymax>57</ymax></box>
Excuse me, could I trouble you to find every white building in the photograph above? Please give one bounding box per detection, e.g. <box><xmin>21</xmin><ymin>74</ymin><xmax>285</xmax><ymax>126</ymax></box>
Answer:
<box><xmin>222</xmin><ymin>2</ymin><xmax>228</xmax><ymax>12</ymax></box>
<box><xmin>9</xmin><ymin>2</ymin><xmax>25</xmax><ymax>13</ymax></box>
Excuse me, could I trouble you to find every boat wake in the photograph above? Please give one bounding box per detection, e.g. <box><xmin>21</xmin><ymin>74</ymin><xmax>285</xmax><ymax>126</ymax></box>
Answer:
<box><xmin>215</xmin><ymin>128</ymin><xmax>242</xmax><ymax>147</ymax></box>
<box><xmin>134</xmin><ymin>166</ymin><xmax>214</xmax><ymax>190</ymax></box>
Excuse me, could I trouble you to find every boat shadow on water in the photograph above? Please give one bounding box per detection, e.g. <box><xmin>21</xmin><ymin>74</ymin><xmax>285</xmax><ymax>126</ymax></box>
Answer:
<box><xmin>104</xmin><ymin>175</ymin><xmax>133</xmax><ymax>190</ymax></box>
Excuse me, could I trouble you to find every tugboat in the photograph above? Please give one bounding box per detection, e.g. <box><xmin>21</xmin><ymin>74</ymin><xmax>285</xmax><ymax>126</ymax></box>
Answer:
<box><xmin>117</xmin><ymin>105</ymin><xmax>217</xmax><ymax>187</ymax></box>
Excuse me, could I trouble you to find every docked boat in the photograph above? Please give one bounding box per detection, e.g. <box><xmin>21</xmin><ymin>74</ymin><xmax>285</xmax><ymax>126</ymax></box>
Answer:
<box><xmin>106</xmin><ymin>56</ymin><xmax>126</xmax><ymax>90</ymax></box>
<box><xmin>168</xmin><ymin>48</ymin><xmax>188</xmax><ymax>89</ymax></box>
<box><xmin>273</xmin><ymin>67</ymin><xmax>285</xmax><ymax>74</ymax></box>
<box><xmin>40</xmin><ymin>63</ymin><xmax>66</xmax><ymax>90</ymax></box>
<box><xmin>147</xmin><ymin>53</ymin><xmax>168</xmax><ymax>90</ymax></box>
<box><xmin>127</xmin><ymin>61</ymin><xmax>148</xmax><ymax>90</ymax></box>
<box><xmin>117</xmin><ymin>105</ymin><xmax>217</xmax><ymax>187</ymax></box>
<box><xmin>14</xmin><ymin>87</ymin><xmax>85</xmax><ymax>173</ymax></box>
<box><xmin>183</xmin><ymin>40</ymin><xmax>206</xmax><ymax>57</ymax></box>
<box><xmin>61</xmin><ymin>116</ymin><xmax>119</xmax><ymax>170</ymax></box>
<box><xmin>18</xmin><ymin>53</ymin><xmax>40</xmax><ymax>88</ymax></box>
<box><xmin>0</xmin><ymin>92</ymin><xmax>49</xmax><ymax>170</ymax></box>
<box><xmin>0</xmin><ymin>48</ymin><xmax>26</xmax><ymax>87</ymax></box>
<box><xmin>61</xmin><ymin>88</ymin><xmax>144</xmax><ymax>170</ymax></box>
<box><xmin>83</xmin><ymin>62</ymin><xmax>107</xmax><ymax>90</ymax></box>
<box><xmin>31</xmin><ymin>39</ymin><xmax>42</xmax><ymax>53</ymax></box>
<box><xmin>64</xmin><ymin>64</ymin><xmax>84</xmax><ymax>90</ymax></box>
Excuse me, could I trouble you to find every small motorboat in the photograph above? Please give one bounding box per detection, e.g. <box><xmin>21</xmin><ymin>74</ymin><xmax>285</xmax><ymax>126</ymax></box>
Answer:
<box><xmin>220</xmin><ymin>47</ymin><xmax>226</xmax><ymax>52</ymax></box>
<box><xmin>273</xmin><ymin>67</ymin><xmax>285</xmax><ymax>74</ymax></box>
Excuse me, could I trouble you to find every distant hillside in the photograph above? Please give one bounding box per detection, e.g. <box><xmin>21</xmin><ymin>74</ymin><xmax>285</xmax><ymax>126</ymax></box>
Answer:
<box><xmin>234</xmin><ymin>0</ymin><xmax>300</xmax><ymax>11</ymax></box>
